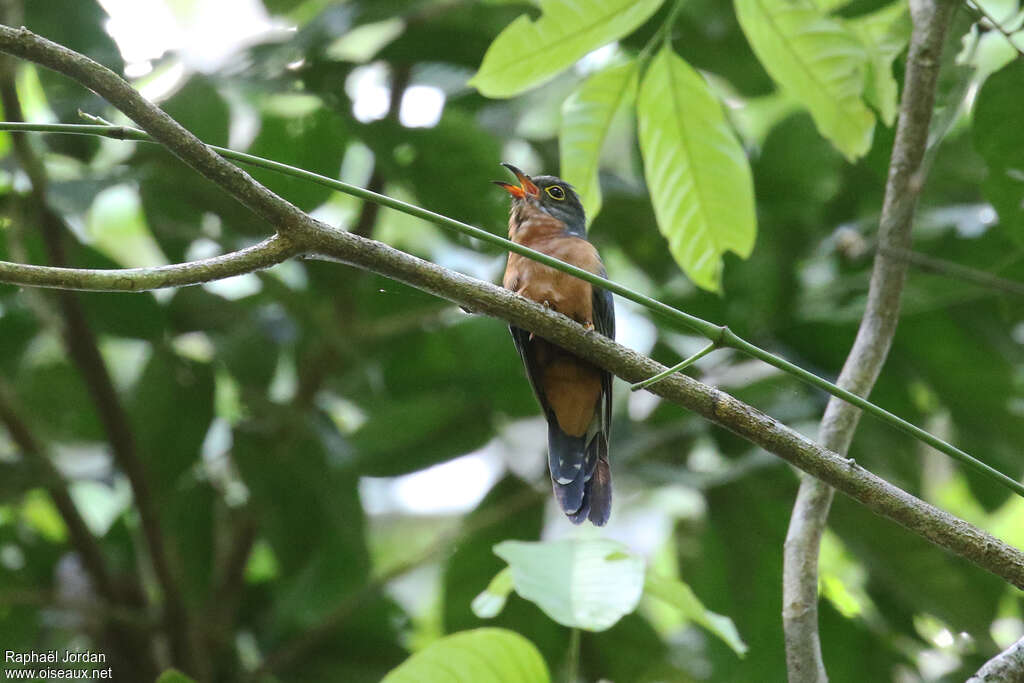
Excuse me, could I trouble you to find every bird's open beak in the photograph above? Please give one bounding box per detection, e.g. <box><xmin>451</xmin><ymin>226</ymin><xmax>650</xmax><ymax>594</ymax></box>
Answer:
<box><xmin>493</xmin><ymin>162</ymin><xmax>539</xmax><ymax>199</ymax></box>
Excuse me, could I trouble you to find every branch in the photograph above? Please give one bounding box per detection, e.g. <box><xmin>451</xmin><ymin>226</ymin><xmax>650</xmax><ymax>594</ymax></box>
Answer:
<box><xmin>0</xmin><ymin>233</ymin><xmax>300</xmax><ymax>291</ymax></box>
<box><xmin>0</xmin><ymin>61</ymin><xmax>199</xmax><ymax>676</ymax></box>
<box><xmin>301</xmin><ymin>228</ymin><xmax>1024</xmax><ymax>589</ymax></box>
<box><xmin>0</xmin><ymin>25</ymin><xmax>307</xmax><ymax>234</ymax></box>
<box><xmin>352</xmin><ymin>63</ymin><xmax>411</xmax><ymax>238</ymax></box>
<box><xmin>783</xmin><ymin>1</ymin><xmax>957</xmax><ymax>681</ymax></box>
<box><xmin>0</xmin><ymin>120</ymin><xmax>1018</xmax><ymax>500</ymax></box>
<box><xmin>0</xmin><ymin>589</ymin><xmax>153</xmax><ymax>628</ymax></box>
<box><xmin>878</xmin><ymin>245</ymin><xmax>1024</xmax><ymax>298</ymax></box>
<box><xmin>0</xmin><ymin>380</ymin><xmax>158</xmax><ymax>681</ymax></box>
<box><xmin>964</xmin><ymin>0</ymin><xmax>1024</xmax><ymax>59</ymax></box>
<box><xmin>0</xmin><ymin>17</ymin><xmax>1022</xmax><ymax>615</ymax></box>
<box><xmin>967</xmin><ymin>636</ymin><xmax>1024</xmax><ymax>683</ymax></box>
<box><xmin>0</xmin><ymin>380</ymin><xmax>119</xmax><ymax>604</ymax></box>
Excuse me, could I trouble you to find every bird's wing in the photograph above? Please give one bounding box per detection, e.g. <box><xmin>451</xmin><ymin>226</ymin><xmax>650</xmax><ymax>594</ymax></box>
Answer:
<box><xmin>509</xmin><ymin>324</ymin><xmax>552</xmax><ymax>417</ymax></box>
<box><xmin>591</xmin><ymin>275</ymin><xmax>615</xmax><ymax>435</ymax></box>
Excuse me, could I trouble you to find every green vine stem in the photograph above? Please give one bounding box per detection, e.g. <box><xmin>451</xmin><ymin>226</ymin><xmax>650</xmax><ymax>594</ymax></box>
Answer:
<box><xmin>630</xmin><ymin>340</ymin><xmax>718</xmax><ymax>391</ymax></box>
<box><xmin>0</xmin><ymin>120</ymin><xmax>1022</xmax><ymax>500</ymax></box>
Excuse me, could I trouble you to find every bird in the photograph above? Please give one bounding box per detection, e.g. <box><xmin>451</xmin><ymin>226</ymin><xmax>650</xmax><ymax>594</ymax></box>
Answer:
<box><xmin>495</xmin><ymin>163</ymin><xmax>615</xmax><ymax>526</ymax></box>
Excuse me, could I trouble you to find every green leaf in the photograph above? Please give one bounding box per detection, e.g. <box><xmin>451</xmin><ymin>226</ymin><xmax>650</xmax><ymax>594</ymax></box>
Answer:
<box><xmin>735</xmin><ymin>0</ymin><xmax>875</xmax><ymax>160</ymax></box>
<box><xmin>637</xmin><ymin>46</ymin><xmax>756</xmax><ymax>292</ymax></box>
<box><xmin>155</xmin><ymin>670</ymin><xmax>198</xmax><ymax>683</ymax></box>
<box><xmin>492</xmin><ymin>538</ymin><xmax>645</xmax><ymax>631</ymax></box>
<box><xmin>978</xmin><ymin>77</ymin><xmax>1021</xmax><ymax>147</ymax></box>
<box><xmin>87</xmin><ymin>184</ymin><xmax>167</xmax><ymax>269</ymax></box>
<box><xmin>24</xmin><ymin>0</ymin><xmax>122</xmax><ymax>161</ymax></box>
<box><xmin>442</xmin><ymin>476</ymin><xmax>563</xmax><ymax>664</ymax></box>
<box><xmin>20</xmin><ymin>490</ymin><xmax>67</xmax><ymax>543</ymax></box>
<box><xmin>382</xmin><ymin>628</ymin><xmax>549</xmax><ymax>683</ymax></box>
<box><xmin>730</xmin><ymin>90</ymin><xmax>801</xmax><ymax>148</ymax></box>
<box><xmin>18</xmin><ymin>362</ymin><xmax>103</xmax><ymax>441</ymax></box>
<box><xmin>472</xmin><ymin>567</ymin><xmax>515</xmax><ymax>618</ymax></box>
<box><xmin>560</xmin><ymin>60</ymin><xmax>638</xmax><ymax>224</ymax></box>
<box><xmin>129</xmin><ymin>350</ymin><xmax>214</xmax><ymax>502</ymax></box>
<box><xmin>469</xmin><ymin>0</ymin><xmax>665</xmax><ymax>97</ymax></box>
<box><xmin>247</xmin><ymin>108</ymin><xmax>348</xmax><ymax>211</ymax></box>
<box><xmin>644</xmin><ymin>572</ymin><xmax>748</xmax><ymax>657</ymax></box>
<box><xmin>351</xmin><ymin>390</ymin><xmax>493</xmax><ymax>476</ymax></box>
<box><xmin>232</xmin><ymin>415</ymin><xmax>375</xmax><ymax>631</ymax></box>
<box><xmin>161</xmin><ymin>76</ymin><xmax>231</xmax><ymax>148</ymax></box>
<box><xmin>846</xmin><ymin>1</ymin><xmax>911</xmax><ymax>127</ymax></box>
<box><xmin>811</xmin><ymin>0</ymin><xmax>852</xmax><ymax>11</ymax></box>
<box><xmin>974</xmin><ymin>60</ymin><xmax>1024</xmax><ymax>242</ymax></box>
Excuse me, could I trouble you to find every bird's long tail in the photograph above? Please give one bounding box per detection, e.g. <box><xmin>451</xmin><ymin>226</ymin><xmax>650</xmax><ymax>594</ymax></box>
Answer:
<box><xmin>547</xmin><ymin>421</ymin><xmax>612</xmax><ymax>526</ymax></box>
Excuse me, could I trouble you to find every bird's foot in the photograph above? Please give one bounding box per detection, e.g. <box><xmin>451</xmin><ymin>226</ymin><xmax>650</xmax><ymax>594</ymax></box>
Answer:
<box><xmin>583</xmin><ymin>321</ymin><xmax>595</xmax><ymax>333</ymax></box>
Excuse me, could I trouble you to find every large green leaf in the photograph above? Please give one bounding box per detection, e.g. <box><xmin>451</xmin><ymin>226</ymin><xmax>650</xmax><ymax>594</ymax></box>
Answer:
<box><xmin>487</xmin><ymin>538</ymin><xmax>645</xmax><ymax>631</ymax></box>
<box><xmin>560</xmin><ymin>60</ymin><xmax>638</xmax><ymax>224</ymax></box>
<box><xmin>735</xmin><ymin>0</ymin><xmax>875</xmax><ymax>160</ymax></box>
<box><xmin>469</xmin><ymin>0</ymin><xmax>664</xmax><ymax>97</ymax></box>
<box><xmin>846</xmin><ymin>1</ymin><xmax>911</xmax><ymax>127</ymax></box>
<box><xmin>637</xmin><ymin>46</ymin><xmax>756</xmax><ymax>292</ymax></box>
<box><xmin>382</xmin><ymin>628</ymin><xmax>550</xmax><ymax>683</ymax></box>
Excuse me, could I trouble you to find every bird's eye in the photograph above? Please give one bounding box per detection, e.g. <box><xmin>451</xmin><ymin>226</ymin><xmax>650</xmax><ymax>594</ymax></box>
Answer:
<box><xmin>546</xmin><ymin>185</ymin><xmax>566</xmax><ymax>200</ymax></box>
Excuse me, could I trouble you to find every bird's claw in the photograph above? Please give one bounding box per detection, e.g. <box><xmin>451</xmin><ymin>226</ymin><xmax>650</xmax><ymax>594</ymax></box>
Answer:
<box><xmin>583</xmin><ymin>321</ymin><xmax>595</xmax><ymax>333</ymax></box>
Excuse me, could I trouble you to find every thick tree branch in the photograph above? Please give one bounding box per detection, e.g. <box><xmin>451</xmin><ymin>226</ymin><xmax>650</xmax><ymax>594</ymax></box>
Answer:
<box><xmin>298</xmin><ymin>229</ymin><xmax>1024</xmax><ymax>588</ymax></box>
<box><xmin>783</xmin><ymin>1</ymin><xmax>957</xmax><ymax>681</ymax></box>
<box><xmin>967</xmin><ymin>636</ymin><xmax>1024</xmax><ymax>682</ymax></box>
<box><xmin>0</xmin><ymin>24</ymin><xmax>308</xmax><ymax>233</ymax></box>
<box><xmin>0</xmin><ymin>14</ymin><xmax>1021</xmax><ymax>620</ymax></box>
<box><xmin>0</xmin><ymin>127</ymin><xmax>1018</xmax><ymax>502</ymax></box>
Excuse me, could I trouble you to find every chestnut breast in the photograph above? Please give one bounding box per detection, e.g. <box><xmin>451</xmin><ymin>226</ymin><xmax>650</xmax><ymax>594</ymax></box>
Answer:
<box><xmin>503</xmin><ymin>213</ymin><xmax>603</xmax><ymax>326</ymax></box>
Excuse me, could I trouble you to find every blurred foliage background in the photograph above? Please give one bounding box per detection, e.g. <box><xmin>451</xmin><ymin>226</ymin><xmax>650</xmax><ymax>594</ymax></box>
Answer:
<box><xmin>1</xmin><ymin>0</ymin><xmax>1024</xmax><ymax>681</ymax></box>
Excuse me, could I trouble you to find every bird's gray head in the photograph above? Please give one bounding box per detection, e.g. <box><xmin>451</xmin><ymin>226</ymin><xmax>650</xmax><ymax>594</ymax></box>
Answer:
<box><xmin>494</xmin><ymin>162</ymin><xmax>586</xmax><ymax>236</ymax></box>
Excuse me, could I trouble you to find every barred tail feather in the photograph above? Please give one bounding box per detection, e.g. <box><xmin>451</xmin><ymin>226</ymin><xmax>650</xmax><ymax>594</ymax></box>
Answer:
<box><xmin>550</xmin><ymin>426</ymin><xmax>610</xmax><ymax>526</ymax></box>
<box><xmin>548</xmin><ymin>421</ymin><xmax>587</xmax><ymax>515</ymax></box>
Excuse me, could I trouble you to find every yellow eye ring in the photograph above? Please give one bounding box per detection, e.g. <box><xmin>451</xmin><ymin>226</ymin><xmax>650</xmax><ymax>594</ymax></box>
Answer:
<box><xmin>545</xmin><ymin>185</ymin><xmax>566</xmax><ymax>200</ymax></box>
